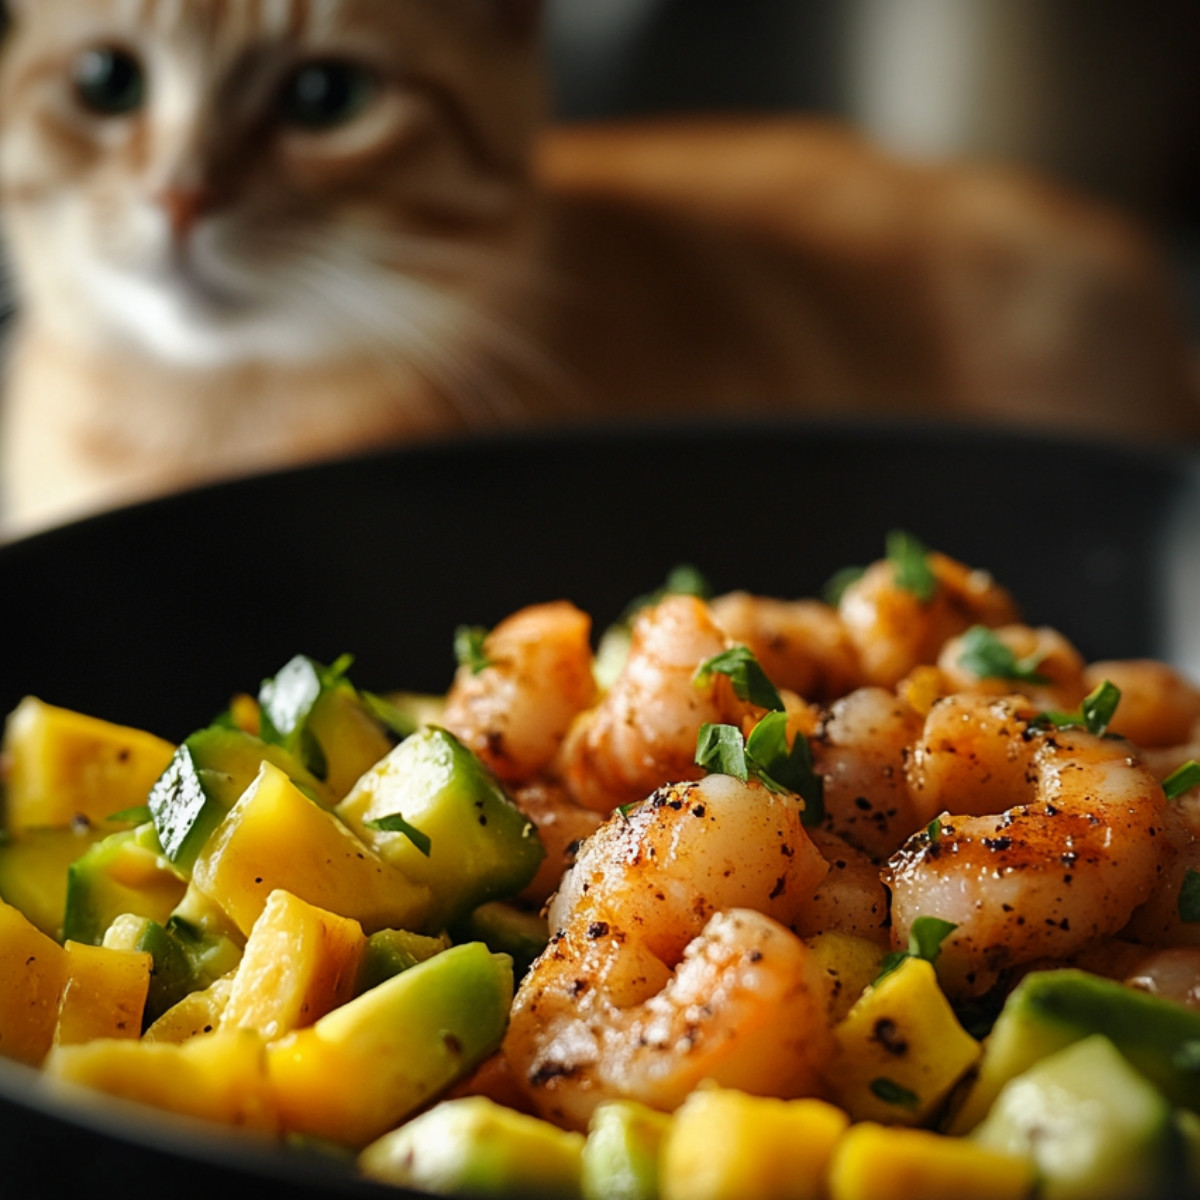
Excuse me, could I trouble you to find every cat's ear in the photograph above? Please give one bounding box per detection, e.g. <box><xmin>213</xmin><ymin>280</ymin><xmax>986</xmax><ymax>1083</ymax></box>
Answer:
<box><xmin>494</xmin><ymin>0</ymin><xmax>544</xmax><ymax>38</ymax></box>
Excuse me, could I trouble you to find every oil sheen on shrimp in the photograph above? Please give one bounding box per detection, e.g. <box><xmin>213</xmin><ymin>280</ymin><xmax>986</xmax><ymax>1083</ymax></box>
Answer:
<box><xmin>503</xmin><ymin>773</ymin><xmax>834</xmax><ymax>1130</ymax></box>
<box><xmin>886</xmin><ymin>696</ymin><xmax>1171</xmax><ymax>996</ymax></box>
<box><xmin>560</xmin><ymin>595</ymin><xmax>750</xmax><ymax>813</ymax></box>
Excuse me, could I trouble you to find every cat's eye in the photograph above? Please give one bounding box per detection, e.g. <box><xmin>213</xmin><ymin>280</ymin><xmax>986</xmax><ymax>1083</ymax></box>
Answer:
<box><xmin>279</xmin><ymin>60</ymin><xmax>375</xmax><ymax>131</ymax></box>
<box><xmin>72</xmin><ymin>47</ymin><xmax>146</xmax><ymax>117</ymax></box>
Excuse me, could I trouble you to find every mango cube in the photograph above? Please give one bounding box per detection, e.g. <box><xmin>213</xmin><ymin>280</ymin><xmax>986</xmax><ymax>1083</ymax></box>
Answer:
<box><xmin>0</xmin><ymin>898</ymin><xmax>68</xmax><ymax>1065</ymax></box>
<box><xmin>55</xmin><ymin>940</ymin><xmax>152</xmax><ymax>1045</ymax></box>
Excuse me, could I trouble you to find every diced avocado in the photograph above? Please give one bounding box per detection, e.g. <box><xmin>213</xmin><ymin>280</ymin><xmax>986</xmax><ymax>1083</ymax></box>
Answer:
<box><xmin>0</xmin><ymin>824</ymin><xmax>108</xmax><ymax>938</ymax></box>
<box><xmin>102</xmin><ymin>912</ymin><xmax>242</xmax><ymax>1028</ymax></box>
<box><xmin>949</xmin><ymin>969</ymin><xmax>1200</xmax><ymax>1134</ymax></box>
<box><xmin>336</xmin><ymin>727</ymin><xmax>545</xmax><ymax>932</ymax></box>
<box><xmin>450</xmin><ymin>901</ymin><xmax>549</xmax><ymax>981</ymax></box>
<box><xmin>258</xmin><ymin>655</ymin><xmax>398</xmax><ymax>799</ymax></box>
<box><xmin>972</xmin><ymin>1034</ymin><xmax>1188</xmax><ymax>1200</ymax></box>
<box><xmin>359</xmin><ymin>1096</ymin><xmax>585</xmax><ymax>1198</ymax></box>
<box><xmin>267</xmin><ymin>942</ymin><xmax>514</xmax><ymax>1147</ymax></box>
<box><xmin>581</xmin><ymin>1100</ymin><xmax>670</xmax><ymax>1200</ymax></box>
<box><xmin>61</xmin><ymin>825</ymin><xmax>187</xmax><ymax>946</ymax></box>
<box><xmin>147</xmin><ymin>725</ymin><xmax>332</xmax><ymax>876</ymax></box>
<box><xmin>355</xmin><ymin>928</ymin><xmax>450</xmax><ymax>994</ymax></box>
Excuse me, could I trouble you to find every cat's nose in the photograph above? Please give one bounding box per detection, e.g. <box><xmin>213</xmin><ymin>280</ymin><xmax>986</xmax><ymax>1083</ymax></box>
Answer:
<box><xmin>158</xmin><ymin>186</ymin><xmax>216</xmax><ymax>242</ymax></box>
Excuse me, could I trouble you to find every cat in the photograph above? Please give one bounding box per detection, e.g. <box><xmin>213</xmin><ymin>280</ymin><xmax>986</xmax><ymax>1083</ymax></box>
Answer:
<box><xmin>0</xmin><ymin>0</ymin><xmax>1196</xmax><ymax>538</ymax></box>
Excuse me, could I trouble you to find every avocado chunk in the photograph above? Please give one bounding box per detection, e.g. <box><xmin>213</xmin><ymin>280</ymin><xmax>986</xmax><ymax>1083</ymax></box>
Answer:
<box><xmin>147</xmin><ymin>725</ymin><xmax>331</xmax><ymax>876</ymax></box>
<box><xmin>61</xmin><ymin>825</ymin><xmax>187</xmax><ymax>946</ymax></box>
<box><xmin>354</xmin><ymin>927</ymin><xmax>450</xmax><ymax>994</ymax></box>
<box><xmin>359</xmin><ymin>1095</ymin><xmax>585</xmax><ymax>1198</ymax></box>
<box><xmin>450</xmin><ymin>901</ymin><xmax>549</xmax><ymax>981</ymax></box>
<box><xmin>258</xmin><ymin>654</ymin><xmax>400</xmax><ymax>799</ymax></box>
<box><xmin>972</xmin><ymin>1034</ymin><xmax>1189</xmax><ymax>1200</ymax></box>
<box><xmin>336</xmin><ymin>727</ymin><xmax>545</xmax><ymax>933</ymax></box>
<box><xmin>0</xmin><ymin>824</ymin><xmax>107</xmax><ymax>938</ymax></box>
<box><xmin>950</xmin><ymin>968</ymin><xmax>1200</xmax><ymax>1134</ymax></box>
<box><xmin>581</xmin><ymin>1100</ymin><xmax>670</xmax><ymax>1200</ymax></box>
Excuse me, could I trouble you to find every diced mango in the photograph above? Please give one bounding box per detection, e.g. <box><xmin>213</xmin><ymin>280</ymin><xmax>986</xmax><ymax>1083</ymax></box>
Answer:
<box><xmin>825</xmin><ymin>956</ymin><xmax>980</xmax><ymax>1125</ymax></box>
<box><xmin>55</xmin><ymin>941</ymin><xmax>151</xmax><ymax>1045</ymax></box>
<box><xmin>191</xmin><ymin>761</ymin><xmax>430</xmax><ymax>936</ymax></box>
<box><xmin>44</xmin><ymin>1028</ymin><xmax>278</xmax><ymax>1132</ymax></box>
<box><xmin>660</xmin><ymin>1086</ymin><xmax>850</xmax><ymax>1200</ymax></box>
<box><xmin>0</xmin><ymin>899</ymin><xmax>68</xmax><ymax>1065</ymax></box>
<box><xmin>267</xmin><ymin>941</ymin><xmax>513</xmax><ymax>1147</ymax></box>
<box><xmin>0</xmin><ymin>824</ymin><xmax>106</xmax><ymax>938</ymax></box>
<box><xmin>221</xmin><ymin>889</ymin><xmax>365</xmax><ymax>1040</ymax></box>
<box><xmin>3</xmin><ymin>698</ymin><xmax>175</xmax><ymax>833</ymax></box>
<box><xmin>803</xmin><ymin>932</ymin><xmax>888</xmax><ymax>1024</ymax></box>
<box><xmin>143</xmin><ymin>973</ymin><xmax>235</xmax><ymax>1043</ymax></box>
<box><xmin>827</xmin><ymin>1122</ymin><xmax>1034</xmax><ymax>1200</ymax></box>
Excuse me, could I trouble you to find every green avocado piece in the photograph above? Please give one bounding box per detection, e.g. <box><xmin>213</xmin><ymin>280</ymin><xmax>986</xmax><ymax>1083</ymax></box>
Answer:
<box><xmin>61</xmin><ymin>824</ymin><xmax>186</xmax><ymax>946</ymax></box>
<box><xmin>972</xmin><ymin>1034</ymin><xmax>1188</xmax><ymax>1200</ymax></box>
<box><xmin>336</xmin><ymin>727</ymin><xmax>545</xmax><ymax>933</ymax></box>
<box><xmin>582</xmin><ymin>1100</ymin><xmax>671</xmax><ymax>1200</ymax></box>
<box><xmin>449</xmin><ymin>901</ymin><xmax>549</xmax><ymax>982</ymax></box>
<box><xmin>359</xmin><ymin>1095</ymin><xmax>585</xmax><ymax>1198</ymax></box>
<box><xmin>354</xmin><ymin>927</ymin><xmax>451</xmax><ymax>994</ymax></box>
<box><xmin>147</xmin><ymin>725</ymin><xmax>331</xmax><ymax>875</ymax></box>
<box><xmin>949</xmin><ymin>969</ymin><xmax>1200</xmax><ymax>1135</ymax></box>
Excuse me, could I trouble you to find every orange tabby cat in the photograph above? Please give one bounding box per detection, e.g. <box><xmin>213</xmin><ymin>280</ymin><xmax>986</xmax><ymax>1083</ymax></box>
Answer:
<box><xmin>1</xmin><ymin>0</ymin><xmax>1196</xmax><ymax>537</ymax></box>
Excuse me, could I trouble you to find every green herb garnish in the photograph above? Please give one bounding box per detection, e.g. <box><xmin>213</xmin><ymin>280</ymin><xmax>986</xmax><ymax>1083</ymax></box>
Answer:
<box><xmin>1036</xmin><ymin>679</ymin><xmax>1122</xmax><ymax>738</ymax></box>
<box><xmin>364</xmin><ymin>812</ymin><xmax>433</xmax><ymax>857</ymax></box>
<box><xmin>956</xmin><ymin>625</ymin><xmax>1049</xmax><ymax>685</ymax></box>
<box><xmin>694</xmin><ymin>646</ymin><xmax>785</xmax><ymax>712</ymax></box>
<box><xmin>620</xmin><ymin>564</ymin><xmax>713</xmax><ymax>623</ymax></box>
<box><xmin>869</xmin><ymin>1077</ymin><xmax>920</xmax><ymax>1110</ymax></box>
<box><xmin>926</xmin><ymin>817</ymin><xmax>943</xmax><ymax>843</ymax></box>
<box><xmin>695</xmin><ymin>723</ymin><xmax>751</xmax><ymax>782</ymax></box>
<box><xmin>454</xmin><ymin>625</ymin><xmax>492</xmax><ymax>675</ymax></box>
<box><xmin>875</xmin><ymin>915</ymin><xmax>958</xmax><ymax>983</ymax></box>
<box><xmin>1165</xmin><ymin>761</ymin><xmax>1200</xmax><ymax>802</ymax></box>
<box><xmin>1179</xmin><ymin>869</ymin><xmax>1200</xmax><ymax>924</ymax></box>
<box><xmin>887</xmin><ymin>530</ymin><xmax>937</xmax><ymax>603</ymax></box>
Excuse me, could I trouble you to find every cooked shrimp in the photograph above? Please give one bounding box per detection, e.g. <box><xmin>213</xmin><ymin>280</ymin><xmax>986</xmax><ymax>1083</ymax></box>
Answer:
<box><xmin>936</xmin><ymin>623</ymin><xmax>1087</xmax><ymax>712</ymax></box>
<box><xmin>1124</xmin><ymin>947</ymin><xmax>1200</xmax><ymax>1009</ymax></box>
<box><xmin>792</xmin><ymin>828</ymin><xmax>890</xmax><ymax>944</ymax></box>
<box><xmin>1083</xmin><ymin>659</ymin><xmax>1200</xmax><ymax>750</ymax></box>
<box><xmin>838</xmin><ymin>549</ymin><xmax>1019</xmax><ymax>688</ymax></box>
<box><xmin>886</xmin><ymin>706</ymin><xmax>1171</xmax><ymax>996</ymax></box>
<box><xmin>503</xmin><ymin>774</ymin><xmax>833</xmax><ymax>1130</ymax></box>
<box><xmin>441</xmin><ymin>601</ymin><xmax>596</xmax><ymax>785</ymax></box>
<box><xmin>559</xmin><ymin>595</ymin><xmax>750</xmax><ymax>813</ymax></box>
<box><xmin>1120</xmin><ymin>806</ymin><xmax>1200</xmax><ymax>949</ymax></box>
<box><xmin>709</xmin><ymin>592</ymin><xmax>861</xmax><ymax>702</ymax></box>
<box><xmin>509</xmin><ymin>781</ymin><xmax>603</xmax><ymax>908</ymax></box>
<box><xmin>810</xmin><ymin>687</ymin><xmax>925</xmax><ymax>861</ymax></box>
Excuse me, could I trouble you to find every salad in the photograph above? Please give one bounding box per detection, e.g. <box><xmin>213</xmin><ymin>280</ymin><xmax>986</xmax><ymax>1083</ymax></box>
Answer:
<box><xmin>2</xmin><ymin>531</ymin><xmax>1200</xmax><ymax>1200</ymax></box>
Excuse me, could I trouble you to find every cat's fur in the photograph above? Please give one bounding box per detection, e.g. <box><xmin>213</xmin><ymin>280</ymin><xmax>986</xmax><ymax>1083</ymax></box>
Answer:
<box><xmin>1</xmin><ymin>0</ymin><xmax>1196</xmax><ymax>536</ymax></box>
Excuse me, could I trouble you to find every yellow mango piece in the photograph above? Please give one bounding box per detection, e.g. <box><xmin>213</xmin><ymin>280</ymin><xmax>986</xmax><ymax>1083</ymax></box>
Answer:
<box><xmin>661</xmin><ymin>1086</ymin><xmax>850</xmax><ymax>1200</ymax></box>
<box><xmin>267</xmin><ymin>941</ymin><xmax>512</xmax><ymax>1147</ymax></box>
<box><xmin>804</xmin><ymin>932</ymin><xmax>887</xmax><ymax>1024</ymax></box>
<box><xmin>44</xmin><ymin>1028</ymin><xmax>278</xmax><ymax>1132</ymax></box>
<box><xmin>3</xmin><ymin>697</ymin><xmax>175</xmax><ymax>833</ymax></box>
<box><xmin>55</xmin><ymin>941</ymin><xmax>152</xmax><ymax>1045</ymax></box>
<box><xmin>192</xmin><ymin>762</ymin><xmax>430</xmax><ymax>936</ymax></box>
<box><xmin>222</xmin><ymin>889</ymin><xmax>365</xmax><ymax>1040</ymax></box>
<box><xmin>0</xmin><ymin>898</ymin><xmax>68</xmax><ymax>1065</ymax></box>
<box><xmin>143</xmin><ymin>973</ymin><xmax>236</xmax><ymax>1043</ymax></box>
<box><xmin>828</xmin><ymin>1122</ymin><xmax>1034</xmax><ymax>1200</ymax></box>
<box><xmin>825</xmin><ymin>956</ymin><xmax>980</xmax><ymax>1125</ymax></box>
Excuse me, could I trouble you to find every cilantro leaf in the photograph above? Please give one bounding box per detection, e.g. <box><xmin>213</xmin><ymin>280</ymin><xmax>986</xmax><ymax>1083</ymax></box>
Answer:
<box><xmin>1036</xmin><ymin>680</ymin><xmax>1122</xmax><ymax>738</ymax></box>
<box><xmin>694</xmin><ymin>646</ymin><xmax>785</xmax><ymax>712</ymax></box>
<box><xmin>1165</xmin><ymin>760</ymin><xmax>1200</xmax><ymax>802</ymax></box>
<box><xmin>875</xmin><ymin>915</ymin><xmax>958</xmax><ymax>983</ymax></box>
<box><xmin>957</xmin><ymin>625</ymin><xmax>1049</xmax><ymax>685</ymax></box>
<box><xmin>364</xmin><ymin>812</ymin><xmax>433</xmax><ymax>857</ymax></box>
<box><xmin>1179</xmin><ymin>869</ymin><xmax>1200</xmax><ymax>923</ymax></box>
<box><xmin>887</xmin><ymin>530</ymin><xmax>937</xmax><ymax>603</ymax></box>
<box><xmin>454</xmin><ymin>626</ymin><xmax>492</xmax><ymax>675</ymax></box>
<box><xmin>694</xmin><ymin>723</ymin><xmax>750</xmax><ymax>782</ymax></box>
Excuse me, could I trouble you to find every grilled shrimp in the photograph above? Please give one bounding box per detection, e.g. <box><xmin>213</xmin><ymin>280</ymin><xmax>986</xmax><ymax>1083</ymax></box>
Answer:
<box><xmin>560</xmin><ymin>595</ymin><xmax>751</xmax><ymax>813</ymax></box>
<box><xmin>502</xmin><ymin>774</ymin><xmax>834</xmax><ymax>1130</ymax></box>
<box><xmin>838</xmin><ymin>549</ymin><xmax>1018</xmax><ymax>688</ymax></box>
<box><xmin>886</xmin><ymin>695</ymin><xmax>1171</xmax><ymax>996</ymax></box>
<box><xmin>1083</xmin><ymin>659</ymin><xmax>1200</xmax><ymax>755</ymax></box>
<box><xmin>441</xmin><ymin>601</ymin><xmax>596</xmax><ymax>785</ymax></box>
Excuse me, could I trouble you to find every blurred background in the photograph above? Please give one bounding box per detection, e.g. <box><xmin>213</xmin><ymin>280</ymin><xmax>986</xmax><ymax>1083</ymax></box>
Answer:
<box><xmin>545</xmin><ymin>0</ymin><xmax>1200</xmax><ymax>332</ymax></box>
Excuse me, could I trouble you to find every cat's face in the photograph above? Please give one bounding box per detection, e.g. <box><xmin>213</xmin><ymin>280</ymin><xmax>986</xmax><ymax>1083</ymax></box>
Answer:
<box><xmin>0</xmin><ymin>0</ymin><xmax>545</xmax><ymax>372</ymax></box>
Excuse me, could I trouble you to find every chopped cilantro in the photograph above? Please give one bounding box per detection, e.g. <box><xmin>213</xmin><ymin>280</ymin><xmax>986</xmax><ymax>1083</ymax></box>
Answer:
<box><xmin>694</xmin><ymin>646</ymin><xmax>785</xmax><ymax>712</ymax></box>
<box><xmin>1036</xmin><ymin>680</ymin><xmax>1122</xmax><ymax>738</ymax></box>
<box><xmin>869</xmin><ymin>1077</ymin><xmax>920</xmax><ymax>1110</ymax></box>
<box><xmin>1165</xmin><ymin>760</ymin><xmax>1200</xmax><ymax>802</ymax></box>
<box><xmin>454</xmin><ymin>626</ymin><xmax>492</xmax><ymax>675</ymax></box>
<box><xmin>694</xmin><ymin>723</ymin><xmax>750</xmax><ymax>782</ymax></box>
<box><xmin>926</xmin><ymin>817</ymin><xmax>943</xmax><ymax>843</ymax></box>
<box><xmin>364</xmin><ymin>812</ymin><xmax>433</xmax><ymax>858</ymax></box>
<box><xmin>875</xmin><ymin>915</ymin><xmax>958</xmax><ymax>983</ymax></box>
<box><xmin>1179</xmin><ymin>869</ymin><xmax>1200</xmax><ymax>924</ymax></box>
<box><xmin>887</xmin><ymin>530</ymin><xmax>937</xmax><ymax>603</ymax></box>
<box><xmin>956</xmin><ymin>625</ymin><xmax>1049</xmax><ymax>685</ymax></box>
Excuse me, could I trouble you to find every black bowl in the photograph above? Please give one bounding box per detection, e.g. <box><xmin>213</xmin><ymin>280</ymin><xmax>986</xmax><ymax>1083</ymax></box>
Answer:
<box><xmin>1</xmin><ymin>418</ymin><xmax>1198</xmax><ymax>1197</ymax></box>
